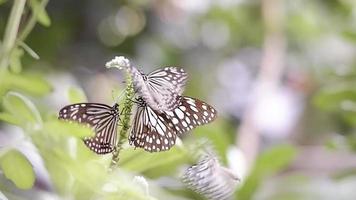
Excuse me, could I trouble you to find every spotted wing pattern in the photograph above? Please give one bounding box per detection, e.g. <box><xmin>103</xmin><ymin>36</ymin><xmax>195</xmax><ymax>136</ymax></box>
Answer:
<box><xmin>129</xmin><ymin>97</ymin><xmax>217</xmax><ymax>152</ymax></box>
<box><xmin>129</xmin><ymin>99</ymin><xmax>177</xmax><ymax>152</ymax></box>
<box><xmin>58</xmin><ymin>103</ymin><xmax>119</xmax><ymax>154</ymax></box>
<box><xmin>164</xmin><ymin>96</ymin><xmax>217</xmax><ymax>135</ymax></box>
<box><xmin>182</xmin><ymin>153</ymin><xmax>240</xmax><ymax>200</ymax></box>
<box><xmin>129</xmin><ymin>66</ymin><xmax>188</xmax><ymax>111</ymax></box>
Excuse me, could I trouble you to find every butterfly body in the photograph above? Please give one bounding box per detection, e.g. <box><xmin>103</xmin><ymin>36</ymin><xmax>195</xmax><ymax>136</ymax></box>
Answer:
<box><xmin>129</xmin><ymin>66</ymin><xmax>188</xmax><ymax>112</ymax></box>
<box><xmin>58</xmin><ymin>103</ymin><xmax>120</xmax><ymax>154</ymax></box>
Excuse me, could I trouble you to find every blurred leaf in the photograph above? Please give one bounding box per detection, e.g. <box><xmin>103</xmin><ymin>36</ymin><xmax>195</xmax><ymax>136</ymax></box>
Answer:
<box><xmin>0</xmin><ymin>0</ymin><xmax>7</xmax><ymax>5</ymax></box>
<box><xmin>0</xmin><ymin>112</ymin><xmax>21</xmax><ymax>125</ymax></box>
<box><xmin>236</xmin><ymin>144</ymin><xmax>297</xmax><ymax>200</ymax></box>
<box><xmin>68</xmin><ymin>87</ymin><xmax>87</xmax><ymax>103</ymax></box>
<box><xmin>18</xmin><ymin>41</ymin><xmax>40</xmax><ymax>60</ymax></box>
<box><xmin>9</xmin><ymin>47</ymin><xmax>23</xmax><ymax>73</ymax></box>
<box><xmin>313</xmin><ymin>85</ymin><xmax>356</xmax><ymax>111</ymax></box>
<box><xmin>119</xmin><ymin>147</ymin><xmax>188</xmax><ymax>176</ymax></box>
<box><xmin>3</xmin><ymin>91</ymin><xmax>42</xmax><ymax>128</ymax></box>
<box><xmin>1</xmin><ymin>72</ymin><xmax>52</xmax><ymax>97</ymax></box>
<box><xmin>43</xmin><ymin>120</ymin><xmax>93</xmax><ymax>138</ymax></box>
<box><xmin>0</xmin><ymin>149</ymin><xmax>35</xmax><ymax>189</ymax></box>
<box><xmin>28</xmin><ymin>0</ymin><xmax>51</xmax><ymax>27</ymax></box>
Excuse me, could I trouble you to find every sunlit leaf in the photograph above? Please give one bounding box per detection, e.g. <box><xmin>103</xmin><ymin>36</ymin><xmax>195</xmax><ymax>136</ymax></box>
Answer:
<box><xmin>43</xmin><ymin>120</ymin><xmax>93</xmax><ymax>138</ymax></box>
<box><xmin>28</xmin><ymin>0</ymin><xmax>51</xmax><ymax>27</ymax></box>
<box><xmin>0</xmin><ymin>149</ymin><xmax>35</xmax><ymax>189</ymax></box>
<box><xmin>313</xmin><ymin>85</ymin><xmax>356</xmax><ymax>111</ymax></box>
<box><xmin>236</xmin><ymin>144</ymin><xmax>297</xmax><ymax>200</ymax></box>
<box><xmin>68</xmin><ymin>87</ymin><xmax>87</xmax><ymax>103</ymax></box>
<box><xmin>3</xmin><ymin>91</ymin><xmax>42</xmax><ymax>128</ymax></box>
<box><xmin>0</xmin><ymin>112</ymin><xmax>21</xmax><ymax>125</ymax></box>
<box><xmin>120</xmin><ymin>147</ymin><xmax>188</xmax><ymax>176</ymax></box>
<box><xmin>2</xmin><ymin>73</ymin><xmax>52</xmax><ymax>96</ymax></box>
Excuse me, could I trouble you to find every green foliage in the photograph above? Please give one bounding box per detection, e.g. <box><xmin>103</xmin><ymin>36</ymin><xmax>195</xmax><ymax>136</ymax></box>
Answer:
<box><xmin>68</xmin><ymin>87</ymin><xmax>87</xmax><ymax>103</ymax></box>
<box><xmin>236</xmin><ymin>144</ymin><xmax>297</xmax><ymax>200</ymax></box>
<box><xmin>2</xmin><ymin>91</ymin><xmax>42</xmax><ymax>128</ymax></box>
<box><xmin>0</xmin><ymin>149</ymin><xmax>35</xmax><ymax>189</ymax></box>
<box><xmin>0</xmin><ymin>72</ymin><xmax>52</xmax><ymax>97</ymax></box>
<box><xmin>28</xmin><ymin>0</ymin><xmax>51</xmax><ymax>27</ymax></box>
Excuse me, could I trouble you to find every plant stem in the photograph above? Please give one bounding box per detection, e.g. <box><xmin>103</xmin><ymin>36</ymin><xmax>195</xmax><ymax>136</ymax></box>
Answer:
<box><xmin>110</xmin><ymin>71</ymin><xmax>134</xmax><ymax>169</ymax></box>
<box><xmin>18</xmin><ymin>0</ymin><xmax>49</xmax><ymax>42</ymax></box>
<box><xmin>0</xmin><ymin>0</ymin><xmax>26</xmax><ymax>73</ymax></box>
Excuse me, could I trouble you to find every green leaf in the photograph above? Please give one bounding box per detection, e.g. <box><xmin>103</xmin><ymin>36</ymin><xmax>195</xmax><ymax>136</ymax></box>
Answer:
<box><xmin>44</xmin><ymin>120</ymin><xmax>93</xmax><ymax>138</ymax></box>
<box><xmin>3</xmin><ymin>91</ymin><xmax>42</xmax><ymax>128</ymax></box>
<box><xmin>68</xmin><ymin>87</ymin><xmax>87</xmax><ymax>103</ymax></box>
<box><xmin>28</xmin><ymin>0</ymin><xmax>51</xmax><ymax>27</ymax></box>
<box><xmin>313</xmin><ymin>85</ymin><xmax>356</xmax><ymax>111</ymax></box>
<box><xmin>0</xmin><ymin>149</ymin><xmax>35</xmax><ymax>189</ymax></box>
<box><xmin>0</xmin><ymin>0</ymin><xmax>7</xmax><ymax>6</ymax></box>
<box><xmin>0</xmin><ymin>112</ymin><xmax>21</xmax><ymax>125</ymax></box>
<box><xmin>236</xmin><ymin>144</ymin><xmax>297</xmax><ymax>200</ymax></box>
<box><xmin>2</xmin><ymin>73</ymin><xmax>52</xmax><ymax>96</ymax></box>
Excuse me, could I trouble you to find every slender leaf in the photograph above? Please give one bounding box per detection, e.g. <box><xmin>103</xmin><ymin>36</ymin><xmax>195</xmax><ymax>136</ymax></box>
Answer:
<box><xmin>28</xmin><ymin>0</ymin><xmax>51</xmax><ymax>27</ymax></box>
<box><xmin>0</xmin><ymin>149</ymin><xmax>35</xmax><ymax>189</ymax></box>
<box><xmin>236</xmin><ymin>144</ymin><xmax>297</xmax><ymax>200</ymax></box>
<box><xmin>3</xmin><ymin>91</ymin><xmax>42</xmax><ymax>128</ymax></box>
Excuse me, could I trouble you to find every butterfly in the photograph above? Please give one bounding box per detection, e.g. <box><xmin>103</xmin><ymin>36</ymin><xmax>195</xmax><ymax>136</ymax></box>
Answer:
<box><xmin>127</xmin><ymin>66</ymin><xmax>188</xmax><ymax>112</ymax></box>
<box><xmin>129</xmin><ymin>96</ymin><xmax>217</xmax><ymax>152</ymax></box>
<box><xmin>58</xmin><ymin>103</ymin><xmax>120</xmax><ymax>154</ymax></box>
<box><xmin>182</xmin><ymin>152</ymin><xmax>240</xmax><ymax>200</ymax></box>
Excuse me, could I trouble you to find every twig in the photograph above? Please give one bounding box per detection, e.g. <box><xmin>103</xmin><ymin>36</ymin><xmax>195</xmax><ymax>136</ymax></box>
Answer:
<box><xmin>0</xmin><ymin>0</ymin><xmax>26</xmax><ymax>73</ymax></box>
<box><xmin>18</xmin><ymin>0</ymin><xmax>49</xmax><ymax>42</ymax></box>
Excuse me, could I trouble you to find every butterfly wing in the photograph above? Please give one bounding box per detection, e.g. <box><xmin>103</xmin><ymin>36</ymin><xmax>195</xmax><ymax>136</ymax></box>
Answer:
<box><xmin>58</xmin><ymin>103</ymin><xmax>119</xmax><ymax>154</ymax></box>
<box><xmin>182</xmin><ymin>153</ymin><xmax>238</xmax><ymax>200</ymax></box>
<box><xmin>130</xmin><ymin>66</ymin><xmax>188</xmax><ymax>111</ymax></box>
<box><xmin>129</xmin><ymin>102</ymin><xmax>177</xmax><ymax>152</ymax></box>
<box><xmin>164</xmin><ymin>96</ymin><xmax>217</xmax><ymax>135</ymax></box>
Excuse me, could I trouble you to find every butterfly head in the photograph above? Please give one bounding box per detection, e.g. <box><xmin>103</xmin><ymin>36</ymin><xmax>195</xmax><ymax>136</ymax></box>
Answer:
<box><xmin>135</xmin><ymin>97</ymin><xmax>147</xmax><ymax>107</ymax></box>
<box><xmin>112</xmin><ymin>103</ymin><xmax>120</xmax><ymax>115</ymax></box>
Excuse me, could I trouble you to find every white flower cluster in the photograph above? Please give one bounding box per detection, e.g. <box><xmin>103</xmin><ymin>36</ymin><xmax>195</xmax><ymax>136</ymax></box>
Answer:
<box><xmin>105</xmin><ymin>56</ymin><xmax>130</xmax><ymax>69</ymax></box>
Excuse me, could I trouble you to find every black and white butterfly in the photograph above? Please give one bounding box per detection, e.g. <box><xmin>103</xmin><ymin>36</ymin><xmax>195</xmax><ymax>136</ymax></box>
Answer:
<box><xmin>182</xmin><ymin>152</ymin><xmax>240</xmax><ymax>200</ymax></box>
<box><xmin>127</xmin><ymin>66</ymin><xmax>188</xmax><ymax>112</ymax></box>
<box><xmin>129</xmin><ymin>96</ymin><xmax>217</xmax><ymax>152</ymax></box>
<box><xmin>58</xmin><ymin>103</ymin><xmax>120</xmax><ymax>154</ymax></box>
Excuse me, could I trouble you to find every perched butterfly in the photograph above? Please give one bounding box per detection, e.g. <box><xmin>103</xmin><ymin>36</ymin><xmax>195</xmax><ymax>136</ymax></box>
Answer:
<box><xmin>129</xmin><ymin>96</ymin><xmax>217</xmax><ymax>152</ymax></box>
<box><xmin>182</xmin><ymin>152</ymin><xmax>240</xmax><ymax>200</ymax></box>
<box><xmin>127</xmin><ymin>66</ymin><xmax>188</xmax><ymax>112</ymax></box>
<box><xmin>58</xmin><ymin>103</ymin><xmax>120</xmax><ymax>154</ymax></box>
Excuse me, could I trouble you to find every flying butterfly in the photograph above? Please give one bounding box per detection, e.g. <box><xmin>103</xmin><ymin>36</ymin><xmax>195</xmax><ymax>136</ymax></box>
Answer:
<box><xmin>182</xmin><ymin>152</ymin><xmax>240</xmax><ymax>200</ymax></box>
<box><xmin>58</xmin><ymin>103</ymin><xmax>120</xmax><ymax>154</ymax></box>
<box><xmin>129</xmin><ymin>96</ymin><xmax>217</xmax><ymax>152</ymax></box>
<box><xmin>126</xmin><ymin>66</ymin><xmax>188</xmax><ymax>112</ymax></box>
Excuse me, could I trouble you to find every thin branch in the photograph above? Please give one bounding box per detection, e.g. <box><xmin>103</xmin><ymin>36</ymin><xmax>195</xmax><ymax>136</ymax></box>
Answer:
<box><xmin>236</xmin><ymin>0</ymin><xmax>286</xmax><ymax>172</ymax></box>
<box><xmin>0</xmin><ymin>0</ymin><xmax>26</xmax><ymax>73</ymax></box>
<box><xmin>18</xmin><ymin>0</ymin><xmax>49</xmax><ymax>42</ymax></box>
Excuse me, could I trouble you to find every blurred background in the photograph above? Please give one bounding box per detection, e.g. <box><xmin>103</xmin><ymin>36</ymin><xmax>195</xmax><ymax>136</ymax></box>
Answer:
<box><xmin>1</xmin><ymin>0</ymin><xmax>356</xmax><ymax>199</ymax></box>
